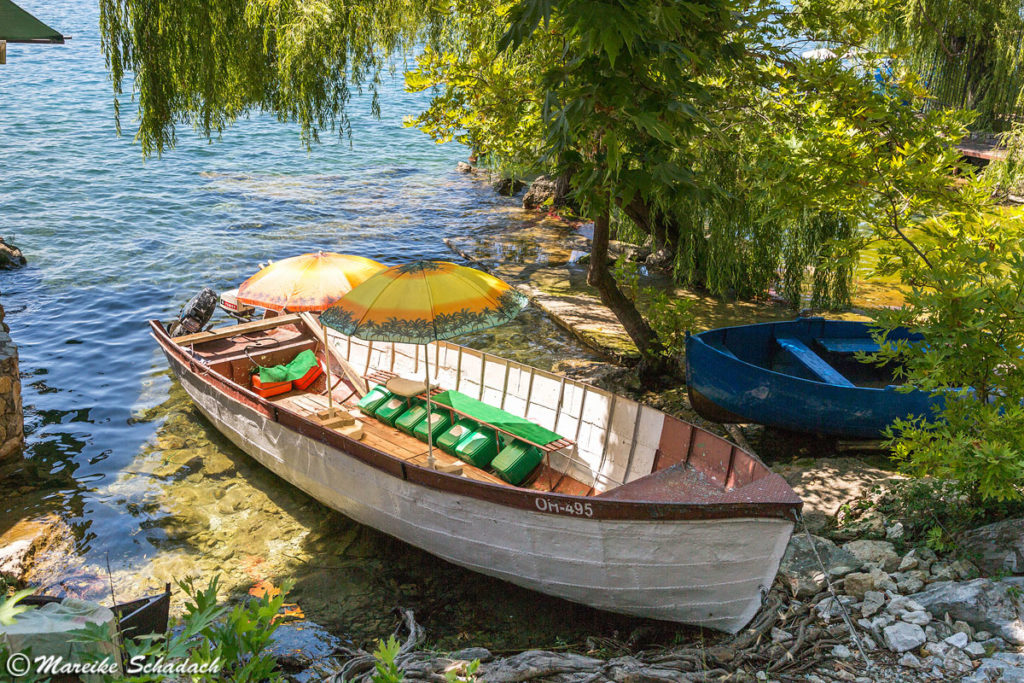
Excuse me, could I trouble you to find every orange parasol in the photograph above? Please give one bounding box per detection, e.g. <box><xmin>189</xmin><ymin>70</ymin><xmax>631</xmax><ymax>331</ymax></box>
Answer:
<box><xmin>237</xmin><ymin>252</ymin><xmax>386</xmax><ymax>312</ymax></box>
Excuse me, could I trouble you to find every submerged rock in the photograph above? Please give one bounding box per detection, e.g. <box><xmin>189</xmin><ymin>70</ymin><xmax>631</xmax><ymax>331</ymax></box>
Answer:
<box><xmin>491</xmin><ymin>177</ymin><xmax>525</xmax><ymax>196</ymax></box>
<box><xmin>522</xmin><ymin>175</ymin><xmax>559</xmax><ymax>210</ymax></box>
<box><xmin>0</xmin><ymin>237</ymin><xmax>26</xmax><ymax>269</ymax></box>
<box><xmin>269</xmin><ymin>620</ymin><xmax>340</xmax><ymax>669</ymax></box>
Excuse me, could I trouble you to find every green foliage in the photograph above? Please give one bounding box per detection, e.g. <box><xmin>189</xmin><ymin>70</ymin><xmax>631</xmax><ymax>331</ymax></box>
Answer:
<box><xmin>71</xmin><ymin>574</ymin><xmax>291</xmax><ymax>682</ymax></box>
<box><xmin>0</xmin><ymin>588</ymin><xmax>36</xmax><ymax>626</ymax></box>
<box><xmin>983</xmin><ymin>123</ymin><xmax>1024</xmax><ymax>200</ymax></box>
<box><xmin>613</xmin><ymin>258</ymin><xmax>694</xmax><ymax>357</ymax></box>
<box><xmin>873</xmin><ymin>0</ymin><xmax>1024</xmax><ymax>130</ymax></box>
<box><xmin>371</xmin><ymin>635</ymin><xmax>404</xmax><ymax>683</ymax></box>
<box><xmin>99</xmin><ymin>0</ymin><xmax>444</xmax><ymax>156</ymax></box>
<box><xmin>445</xmin><ymin>658</ymin><xmax>480</xmax><ymax>683</ymax></box>
<box><xmin>869</xmin><ymin>206</ymin><xmax>1024</xmax><ymax>503</ymax></box>
<box><xmin>861</xmin><ymin>478</ymin><xmax>1024</xmax><ymax>553</ymax></box>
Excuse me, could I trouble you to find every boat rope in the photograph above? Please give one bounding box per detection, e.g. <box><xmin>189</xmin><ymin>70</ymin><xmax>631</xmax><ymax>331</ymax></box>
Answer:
<box><xmin>798</xmin><ymin>513</ymin><xmax>873</xmax><ymax>670</ymax></box>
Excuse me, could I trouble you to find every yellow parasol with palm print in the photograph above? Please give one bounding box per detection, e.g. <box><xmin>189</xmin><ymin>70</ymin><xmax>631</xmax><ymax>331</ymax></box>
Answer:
<box><xmin>320</xmin><ymin>260</ymin><xmax>529</xmax><ymax>467</ymax></box>
<box><xmin>237</xmin><ymin>252</ymin><xmax>386</xmax><ymax>312</ymax></box>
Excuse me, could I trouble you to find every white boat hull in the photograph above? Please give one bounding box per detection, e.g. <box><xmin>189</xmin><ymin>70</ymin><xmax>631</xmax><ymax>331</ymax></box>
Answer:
<box><xmin>173</xmin><ymin>358</ymin><xmax>793</xmax><ymax>633</ymax></box>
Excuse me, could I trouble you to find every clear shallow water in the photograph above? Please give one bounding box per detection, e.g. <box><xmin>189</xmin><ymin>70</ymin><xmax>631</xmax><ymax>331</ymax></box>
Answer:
<box><xmin>0</xmin><ymin>0</ymin><xmax>644</xmax><ymax>650</ymax></box>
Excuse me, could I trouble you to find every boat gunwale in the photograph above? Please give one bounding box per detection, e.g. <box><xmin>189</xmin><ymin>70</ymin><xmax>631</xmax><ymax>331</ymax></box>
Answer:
<box><xmin>151</xmin><ymin>319</ymin><xmax>801</xmax><ymax>522</ymax></box>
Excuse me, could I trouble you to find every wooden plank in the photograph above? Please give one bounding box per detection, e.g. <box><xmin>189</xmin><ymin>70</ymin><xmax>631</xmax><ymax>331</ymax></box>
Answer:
<box><xmin>776</xmin><ymin>336</ymin><xmax>855</xmax><ymax>387</ymax></box>
<box><xmin>815</xmin><ymin>337</ymin><xmax>880</xmax><ymax>354</ymax></box>
<box><xmin>172</xmin><ymin>313</ymin><xmax>302</xmax><ymax>345</ymax></box>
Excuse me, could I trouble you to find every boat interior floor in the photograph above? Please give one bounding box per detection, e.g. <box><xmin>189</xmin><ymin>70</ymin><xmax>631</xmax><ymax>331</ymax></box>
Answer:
<box><xmin>269</xmin><ymin>387</ymin><xmax>595</xmax><ymax>495</ymax></box>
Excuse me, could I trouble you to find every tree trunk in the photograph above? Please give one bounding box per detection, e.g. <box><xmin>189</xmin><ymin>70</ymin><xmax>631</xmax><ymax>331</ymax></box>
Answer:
<box><xmin>621</xmin><ymin>196</ymin><xmax>677</xmax><ymax>262</ymax></box>
<box><xmin>588</xmin><ymin>209</ymin><xmax>672</xmax><ymax>382</ymax></box>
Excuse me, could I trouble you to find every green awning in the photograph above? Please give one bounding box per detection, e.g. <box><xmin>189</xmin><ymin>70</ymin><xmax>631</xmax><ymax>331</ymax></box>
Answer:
<box><xmin>0</xmin><ymin>0</ymin><xmax>65</xmax><ymax>43</ymax></box>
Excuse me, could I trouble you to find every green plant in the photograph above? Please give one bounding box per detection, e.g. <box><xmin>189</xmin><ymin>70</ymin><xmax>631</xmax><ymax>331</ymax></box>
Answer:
<box><xmin>0</xmin><ymin>588</ymin><xmax>36</xmax><ymax>626</ymax></box>
<box><xmin>371</xmin><ymin>636</ymin><xmax>404</xmax><ymax>683</ymax></box>
<box><xmin>72</xmin><ymin>574</ymin><xmax>292</xmax><ymax>682</ymax></box>
<box><xmin>613</xmin><ymin>257</ymin><xmax>695</xmax><ymax>358</ymax></box>
<box><xmin>445</xmin><ymin>658</ymin><xmax>479</xmax><ymax>683</ymax></box>
<box><xmin>870</xmin><ymin>206</ymin><xmax>1024</xmax><ymax>505</ymax></box>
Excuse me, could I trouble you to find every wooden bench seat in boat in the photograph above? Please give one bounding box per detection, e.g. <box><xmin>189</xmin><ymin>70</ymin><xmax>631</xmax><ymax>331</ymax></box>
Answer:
<box><xmin>269</xmin><ymin>390</ymin><xmax>509</xmax><ymax>487</ymax></box>
<box><xmin>815</xmin><ymin>338</ymin><xmax>881</xmax><ymax>354</ymax></box>
<box><xmin>775</xmin><ymin>336</ymin><xmax>854</xmax><ymax>387</ymax></box>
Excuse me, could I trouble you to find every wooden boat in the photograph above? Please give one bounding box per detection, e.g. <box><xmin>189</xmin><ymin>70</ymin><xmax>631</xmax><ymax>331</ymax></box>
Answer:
<box><xmin>151</xmin><ymin>312</ymin><xmax>802</xmax><ymax>633</ymax></box>
<box><xmin>686</xmin><ymin>318</ymin><xmax>938</xmax><ymax>439</ymax></box>
<box><xmin>23</xmin><ymin>585</ymin><xmax>171</xmax><ymax>642</ymax></box>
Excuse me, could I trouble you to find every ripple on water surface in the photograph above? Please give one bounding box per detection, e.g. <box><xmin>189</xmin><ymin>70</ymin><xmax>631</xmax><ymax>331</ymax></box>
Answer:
<box><xmin>0</xmin><ymin>0</ymin><xmax>660</xmax><ymax>652</ymax></box>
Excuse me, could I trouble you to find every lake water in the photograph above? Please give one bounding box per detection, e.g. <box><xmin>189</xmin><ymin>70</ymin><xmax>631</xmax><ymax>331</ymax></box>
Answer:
<box><xmin>0</xmin><ymin>0</ymin><xmax>651</xmax><ymax>651</ymax></box>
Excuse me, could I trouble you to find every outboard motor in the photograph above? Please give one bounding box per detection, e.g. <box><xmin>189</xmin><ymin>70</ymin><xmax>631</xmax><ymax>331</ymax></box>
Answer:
<box><xmin>167</xmin><ymin>287</ymin><xmax>219</xmax><ymax>337</ymax></box>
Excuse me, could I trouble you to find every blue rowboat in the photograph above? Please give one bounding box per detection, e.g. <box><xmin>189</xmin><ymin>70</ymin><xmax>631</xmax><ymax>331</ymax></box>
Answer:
<box><xmin>685</xmin><ymin>318</ymin><xmax>938</xmax><ymax>438</ymax></box>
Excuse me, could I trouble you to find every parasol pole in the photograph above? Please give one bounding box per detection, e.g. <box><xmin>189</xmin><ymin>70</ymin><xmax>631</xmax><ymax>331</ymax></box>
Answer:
<box><xmin>323</xmin><ymin>325</ymin><xmax>334</xmax><ymax>413</ymax></box>
<box><xmin>425</xmin><ymin>343</ymin><xmax>435</xmax><ymax>469</ymax></box>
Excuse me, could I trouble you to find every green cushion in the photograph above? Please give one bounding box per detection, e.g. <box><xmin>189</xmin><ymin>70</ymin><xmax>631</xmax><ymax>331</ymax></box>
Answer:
<box><xmin>258</xmin><ymin>349</ymin><xmax>321</xmax><ymax>383</ymax></box>
<box><xmin>491</xmin><ymin>441</ymin><xmax>544</xmax><ymax>485</ymax></box>
<box><xmin>431</xmin><ymin>390</ymin><xmax>563</xmax><ymax>446</ymax></box>
<box><xmin>454</xmin><ymin>428</ymin><xmax>499</xmax><ymax>469</ymax></box>
<box><xmin>396</xmin><ymin>399</ymin><xmax>428</xmax><ymax>435</ymax></box>
<box><xmin>413</xmin><ymin>410</ymin><xmax>452</xmax><ymax>443</ymax></box>
<box><xmin>437</xmin><ymin>418</ymin><xmax>478</xmax><ymax>455</ymax></box>
<box><xmin>374</xmin><ymin>396</ymin><xmax>409</xmax><ymax>426</ymax></box>
<box><xmin>357</xmin><ymin>385</ymin><xmax>392</xmax><ymax>416</ymax></box>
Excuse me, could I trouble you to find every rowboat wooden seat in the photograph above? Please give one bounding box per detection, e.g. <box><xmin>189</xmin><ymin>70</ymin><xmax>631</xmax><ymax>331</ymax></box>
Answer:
<box><xmin>775</xmin><ymin>336</ymin><xmax>854</xmax><ymax>387</ymax></box>
<box><xmin>815</xmin><ymin>337</ymin><xmax>881</xmax><ymax>354</ymax></box>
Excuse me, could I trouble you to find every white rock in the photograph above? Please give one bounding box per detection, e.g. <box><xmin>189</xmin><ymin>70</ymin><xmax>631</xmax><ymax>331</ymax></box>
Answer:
<box><xmin>901</xmin><ymin>610</ymin><xmax>932</xmax><ymax>626</ymax></box>
<box><xmin>943</xmin><ymin>649</ymin><xmax>973</xmax><ymax>674</ymax></box>
<box><xmin>896</xmin><ymin>576</ymin><xmax>924</xmax><ymax>594</ymax></box>
<box><xmin>755</xmin><ymin>671</ymin><xmax>767</xmax><ymax>682</ymax></box>
<box><xmin>965</xmin><ymin>641</ymin><xmax>987</xmax><ymax>658</ymax></box>
<box><xmin>925</xmin><ymin>625</ymin><xmax>938</xmax><ymax>642</ymax></box>
<box><xmin>871</xmin><ymin>614</ymin><xmax>895</xmax><ymax>631</ymax></box>
<box><xmin>923</xmin><ymin>641</ymin><xmax>949</xmax><ymax>658</ymax></box>
<box><xmin>861</xmin><ymin>591</ymin><xmax>885</xmax><ymax>618</ymax></box>
<box><xmin>929</xmin><ymin>562</ymin><xmax>956</xmax><ymax>581</ymax></box>
<box><xmin>975</xmin><ymin>630</ymin><xmax>992</xmax><ymax>641</ymax></box>
<box><xmin>952</xmin><ymin>619</ymin><xmax>973</xmax><ymax>637</ymax></box>
<box><xmin>967</xmin><ymin>652</ymin><xmax>1024</xmax><ymax>683</ymax></box>
<box><xmin>899</xmin><ymin>550</ymin><xmax>920</xmax><ymax>572</ymax></box>
<box><xmin>982</xmin><ymin>636</ymin><xmax>1007</xmax><ymax>650</ymax></box>
<box><xmin>886</xmin><ymin>522</ymin><xmax>905</xmax><ymax>540</ymax></box>
<box><xmin>898</xmin><ymin>652</ymin><xmax>923</xmax><ymax>669</ymax></box>
<box><xmin>816</xmin><ymin>595</ymin><xmax>855</xmax><ymax>621</ymax></box>
<box><xmin>857</xmin><ymin>617</ymin><xmax>873</xmax><ymax>631</ymax></box>
<box><xmin>944</xmin><ymin>631</ymin><xmax>970</xmax><ymax>649</ymax></box>
<box><xmin>842</xmin><ymin>539</ymin><xmax>901</xmax><ymax>572</ymax></box>
<box><xmin>883</xmin><ymin>622</ymin><xmax>927</xmax><ymax>652</ymax></box>
<box><xmin>828</xmin><ymin>565</ymin><xmax>857</xmax><ymax>578</ymax></box>
<box><xmin>831</xmin><ymin>644</ymin><xmax>852</xmax><ymax>659</ymax></box>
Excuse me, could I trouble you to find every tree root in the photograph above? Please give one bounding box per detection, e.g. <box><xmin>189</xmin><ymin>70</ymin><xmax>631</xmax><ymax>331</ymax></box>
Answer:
<box><xmin>323</xmin><ymin>583</ymin><xmax>875</xmax><ymax>682</ymax></box>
